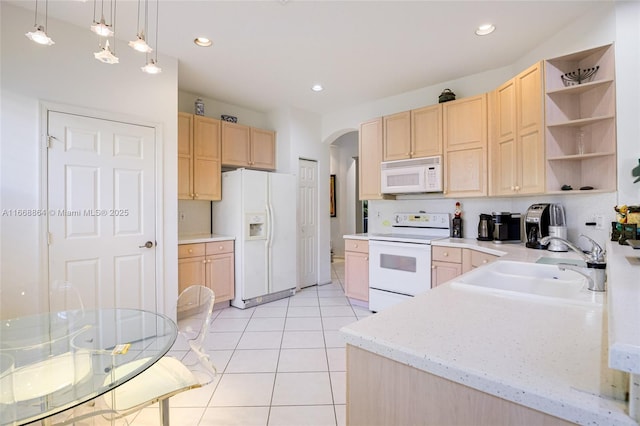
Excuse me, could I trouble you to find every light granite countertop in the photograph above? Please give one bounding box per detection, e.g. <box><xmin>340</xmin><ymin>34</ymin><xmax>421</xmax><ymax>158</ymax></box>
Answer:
<box><xmin>342</xmin><ymin>233</ymin><xmax>369</xmax><ymax>241</ymax></box>
<box><xmin>178</xmin><ymin>233</ymin><xmax>235</xmax><ymax>244</ymax></box>
<box><xmin>340</xmin><ymin>237</ymin><xmax>637</xmax><ymax>425</ymax></box>
<box><xmin>606</xmin><ymin>241</ymin><xmax>640</xmax><ymax>374</ymax></box>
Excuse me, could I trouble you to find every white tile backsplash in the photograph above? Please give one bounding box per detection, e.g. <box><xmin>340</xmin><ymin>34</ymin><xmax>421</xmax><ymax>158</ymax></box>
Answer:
<box><xmin>369</xmin><ymin>191</ymin><xmax>616</xmax><ymax>248</ymax></box>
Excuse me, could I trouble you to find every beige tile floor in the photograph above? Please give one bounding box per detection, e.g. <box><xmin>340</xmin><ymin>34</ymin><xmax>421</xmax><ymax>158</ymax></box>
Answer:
<box><xmin>73</xmin><ymin>259</ymin><xmax>372</xmax><ymax>426</ymax></box>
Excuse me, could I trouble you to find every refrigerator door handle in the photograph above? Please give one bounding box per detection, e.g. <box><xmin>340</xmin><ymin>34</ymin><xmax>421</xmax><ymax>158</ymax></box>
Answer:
<box><xmin>266</xmin><ymin>202</ymin><xmax>273</xmax><ymax>289</ymax></box>
<box><xmin>266</xmin><ymin>203</ymin><xmax>274</xmax><ymax>248</ymax></box>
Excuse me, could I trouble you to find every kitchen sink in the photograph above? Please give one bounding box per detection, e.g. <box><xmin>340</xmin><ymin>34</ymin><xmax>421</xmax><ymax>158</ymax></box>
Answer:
<box><xmin>451</xmin><ymin>260</ymin><xmax>601</xmax><ymax>304</ymax></box>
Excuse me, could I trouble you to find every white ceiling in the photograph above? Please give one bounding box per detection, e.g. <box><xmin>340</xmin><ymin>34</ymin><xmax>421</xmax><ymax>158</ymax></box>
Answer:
<box><xmin>11</xmin><ymin>0</ymin><xmax>609</xmax><ymax>114</ymax></box>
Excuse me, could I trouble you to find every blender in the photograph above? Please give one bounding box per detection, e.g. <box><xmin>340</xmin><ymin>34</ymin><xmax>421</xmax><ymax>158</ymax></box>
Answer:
<box><xmin>547</xmin><ymin>204</ymin><xmax>568</xmax><ymax>252</ymax></box>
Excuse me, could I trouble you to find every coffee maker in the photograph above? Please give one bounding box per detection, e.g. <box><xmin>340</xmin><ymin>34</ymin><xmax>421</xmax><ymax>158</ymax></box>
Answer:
<box><xmin>492</xmin><ymin>212</ymin><xmax>522</xmax><ymax>243</ymax></box>
<box><xmin>525</xmin><ymin>204</ymin><xmax>551</xmax><ymax>249</ymax></box>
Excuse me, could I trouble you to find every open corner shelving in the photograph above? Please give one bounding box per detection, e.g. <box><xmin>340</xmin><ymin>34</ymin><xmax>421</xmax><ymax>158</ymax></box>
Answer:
<box><xmin>544</xmin><ymin>44</ymin><xmax>617</xmax><ymax>193</ymax></box>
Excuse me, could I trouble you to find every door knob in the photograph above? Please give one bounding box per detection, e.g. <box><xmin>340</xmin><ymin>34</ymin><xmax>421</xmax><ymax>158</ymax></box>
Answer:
<box><xmin>139</xmin><ymin>241</ymin><xmax>154</xmax><ymax>249</ymax></box>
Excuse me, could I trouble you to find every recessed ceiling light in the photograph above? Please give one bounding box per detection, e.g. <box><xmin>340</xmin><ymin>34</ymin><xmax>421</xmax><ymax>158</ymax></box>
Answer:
<box><xmin>194</xmin><ymin>37</ymin><xmax>213</xmax><ymax>47</ymax></box>
<box><xmin>311</xmin><ymin>84</ymin><xmax>323</xmax><ymax>92</ymax></box>
<box><xmin>475</xmin><ymin>24</ymin><xmax>495</xmax><ymax>36</ymax></box>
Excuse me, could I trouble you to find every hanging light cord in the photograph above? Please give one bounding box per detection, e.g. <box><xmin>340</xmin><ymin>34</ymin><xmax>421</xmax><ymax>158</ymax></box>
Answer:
<box><xmin>135</xmin><ymin>0</ymin><xmax>140</xmax><ymax>35</ymax></box>
<box><xmin>45</xmin><ymin>0</ymin><xmax>49</xmax><ymax>31</ymax></box>
<box><xmin>144</xmin><ymin>0</ymin><xmax>148</xmax><ymax>39</ymax></box>
<box><xmin>112</xmin><ymin>0</ymin><xmax>117</xmax><ymax>52</ymax></box>
<box><xmin>154</xmin><ymin>0</ymin><xmax>159</xmax><ymax>61</ymax></box>
<box><xmin>33</xmin><ymin>0</ymin><xmax>39</xmax><ymax>26</ymax></box>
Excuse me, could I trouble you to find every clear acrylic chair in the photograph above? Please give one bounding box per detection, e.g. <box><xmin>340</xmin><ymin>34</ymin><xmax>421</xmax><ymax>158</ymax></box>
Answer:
<box><xmin>49</xmin><ymin>280</ymin><xmax>85</xmax><ymax>315</ymax></box>
<box><xmin>1</xmin><ymin>281</ymin><xmax>92</xmax><ymax>425</ymax></box>
<box><xmin>97</xmin><ymin>285</ymin><xmax>217</xmax><ymax>424</ymax></box>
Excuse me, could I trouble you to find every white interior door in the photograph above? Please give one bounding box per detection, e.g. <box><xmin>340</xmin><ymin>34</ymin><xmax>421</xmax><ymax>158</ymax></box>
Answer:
<box><xmin>298</xmin><ymin>159</ymin><xmax>318</xmax><ymax>288</ymax></box>
<box><xmin>47</xmin><ymin>111</ymin><xmax>157</xmax><ymax>311</ymax></box>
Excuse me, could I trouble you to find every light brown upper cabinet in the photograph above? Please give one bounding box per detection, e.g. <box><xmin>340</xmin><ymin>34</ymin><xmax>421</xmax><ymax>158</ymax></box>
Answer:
<box><xmin>360</xmin><ymin>117</ymin><xmax>392</xmax><ymax>200</ymax></box>
<box><xmin>489</xmin><ymin>61</ymin><xmax>545</xmax><ymax>196</ymax></box>
<box><xmin>383</xmin><ymin>111</ymin><xmax>410</xmax><ymax>161</ymax></box>
<box><xmin>178</xmin><ymin>113</ymin><xmax>221</xmax><ymax>201</ymax></box>
<box><xmin>443</xmin><ymin>94</ymin><xmax>488</xmax><ymax>197</ymax></box>
<box><xmin>412</xmin><ymin>104</ymin><xmax>443</xmax><ymax>158</ymax></box>
<box><xmin>383</xmin><ymin>105</ymin><xmax>442</xmax><ymax>161</ymax></box>
<box><xmin>544</xmin><ymin>44</ymin><xmax>616</xmax><ymax>193</ymax></box>
<box><xmin>221</xmin><ymin>122</ymin><xmax>276</xmax><ymax>171</ymax></box>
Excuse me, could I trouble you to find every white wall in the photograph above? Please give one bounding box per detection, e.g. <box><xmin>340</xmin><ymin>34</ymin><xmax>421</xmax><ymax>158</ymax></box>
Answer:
<box><xmin>613</xmin><ymin>2</ymin><xmax>640</xmax><ymax>205</ymax></box>
<box><xmin>0</xmin><ymin>4</ymin><xmax>179</xmax><ymax>317</ymax></box>
<box><xmin>278</xmin><ymin>107</ymin><xmax>332</xmax><ymax>285</ymax></box>
<box><xmin>322</xmin><ymin>1</ymin><xmax>639</xmax><ymax>252</ymax></box>
<box><xmin>178</xmin><ymin>90</ymin><xmax>271</xmax><ymax>129</ymax></box>
<box><xmin>330</xmin><ymin>131</ymin><xmax>358</xmax><ymax>258</ymax></box>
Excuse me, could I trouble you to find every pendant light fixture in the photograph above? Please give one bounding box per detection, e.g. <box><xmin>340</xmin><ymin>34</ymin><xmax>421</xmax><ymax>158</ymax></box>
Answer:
<box><xmin>141</xmin><ymin>0</ymin><xmax>161</xmax><ymax>74</ymax></box>
<box><xmin>91</xmin><ymin>0</ymin><xmax>114</xmax><ymax>37</ymax></box>
<box><xmin>25</xmin><ymin>0</ymin><xmax>54</xmax><ymax>46</ymax></box>
<box><xmin>128</xmin><ymin>0</ymin><xmax>152</xmax><ymax>53</ymax></box>
<box><xmin>93</xmin><ymin>0</ymin><xmax>118</xmax><ymax>64</ymax></box>
<box><xmin>94</xmin><ymin>40</ymin><xmax>119</xmax><ymax>64</ymax></box>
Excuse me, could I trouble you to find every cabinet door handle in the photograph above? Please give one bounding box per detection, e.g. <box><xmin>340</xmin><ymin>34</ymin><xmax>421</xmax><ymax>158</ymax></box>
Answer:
<box><xmin>194</xmin><ymin>193</ymin><xmax>199</xmax><ymax>198</ymax></box>
<box><xmin>431</xmin><ymin>265</ymin><xmax>436</xmax><ymax>269</ymax></box>
<box><xmin>482</xmin><ymin>259</ymin><xmax>488</xmax><ymax>264</ymax></box>
<box><xmin>514</xmin><ymin>185</ymin><xmax>520</xmax><ymax>191</ymax></box>
<box><xmin>219</xmin><ymin>245</ymin><xmax>224</xmax><ymax>250</ymax></box>
<box><xmin>207</xmin><ymin>259</ymin><xmax>212</xmax><ymax>263</ymax></box>
<box><xmin>202</xmin><ymin>260</ymin><xmax>207</xmax><ymax>264</ymax></box>
<box><xmin>188</xmin><ymin>249</ymin><xmax>193</xmax><ymax>254</ymax></box>
<box><xmin>443</xmin><ymin>252</ymin><xmax>448</xmax><ymax>257</ymax></box>
<box><xmin>365</xmin><ymin>257</ymin><xmax>368</xmax><ymax>261</ymax></box>
<box><xmin>354</xmin><ymin>244</ymin><xmax>358</xmax><ymax>248</ymax></box>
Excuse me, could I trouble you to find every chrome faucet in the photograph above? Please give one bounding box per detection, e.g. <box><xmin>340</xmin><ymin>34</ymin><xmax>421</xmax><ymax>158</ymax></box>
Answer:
<box><xmin>539</xmin><ymin>234</ymin><xmax>607</xmax><ymax>292</ymax></box>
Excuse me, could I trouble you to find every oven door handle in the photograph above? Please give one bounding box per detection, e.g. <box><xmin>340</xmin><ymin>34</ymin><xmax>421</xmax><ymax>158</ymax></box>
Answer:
<box><xmin>369</xmin><ymin>240</ymin><xmax>431</xmax><ymax>249</ymax></box>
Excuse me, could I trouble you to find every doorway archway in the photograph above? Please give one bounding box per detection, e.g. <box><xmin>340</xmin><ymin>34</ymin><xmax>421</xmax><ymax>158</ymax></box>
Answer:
<box><xmin>328</xmin><ymin>130</ymin><xmax>364</xmax><ymax>259</ymax></box>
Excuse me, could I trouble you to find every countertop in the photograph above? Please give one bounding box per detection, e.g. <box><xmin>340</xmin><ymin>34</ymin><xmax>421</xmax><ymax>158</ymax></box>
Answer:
<box><xmin>178</xmin><ymin>233</ymin><xmax>235</xmax><ymax>244</ymax></box>
<box><xmin>340</xmin><ymin>237</ymin><xmax>637</xmax><ymax>425</ymax></box>
<box><xmin>342</xmin><ymin>233</ymin><xmax>369</xmax><ymax>241</ymax></box>
<box><xmin>606</xmin><ymin>241</ymin><xmax>640</xmax><ymax>374</ymax></box>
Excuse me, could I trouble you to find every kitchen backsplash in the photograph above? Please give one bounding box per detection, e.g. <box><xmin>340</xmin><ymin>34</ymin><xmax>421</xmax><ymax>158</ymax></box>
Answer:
<box><xmin>178</xmin><ymin>199</ymin><xmax>211</xmax><ymax>235</ymax></box>
<box><xmin>368</xmin><ymin>192</ymin><xmax>616</xmax><ymax>250</ymax></box>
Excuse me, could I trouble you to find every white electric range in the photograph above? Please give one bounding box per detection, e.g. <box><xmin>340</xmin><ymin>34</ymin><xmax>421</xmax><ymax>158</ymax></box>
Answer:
<box><xmin>368</xmin><ymin>212</ymin><xmax>450</xmax><ymax>312</ymax></box>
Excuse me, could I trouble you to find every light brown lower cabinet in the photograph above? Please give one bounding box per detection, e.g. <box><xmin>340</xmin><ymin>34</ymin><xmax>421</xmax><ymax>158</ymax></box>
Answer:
<box><xmin>431</xmin><ymin>246</ymin><xmax>499</xmax><ymax>287</ymax></box>
<box><xmin>344</xmin><ymin>239</ymin><xmax>369</xmax><ymax>302</ymax></box>
<box><xmin>346</xmin><ymin>345</ymin><xmax>573</xmax><ymax>426</ymax></box>
<box><xmin>178</xmin><ymin>241</ymin><xmax>235</xmax><ymax>303</ymax></box>
<box><xmin>431</xmin><ymin>246</ymin><xmax>463</xmax><ymax>287</ymax></box>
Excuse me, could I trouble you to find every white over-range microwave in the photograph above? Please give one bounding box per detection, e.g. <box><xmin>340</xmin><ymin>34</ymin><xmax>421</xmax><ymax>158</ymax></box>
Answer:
<box><xmin>380</xmin><ymin>156</ymin><xmax>443</xmax><ymax>194</ymax></box>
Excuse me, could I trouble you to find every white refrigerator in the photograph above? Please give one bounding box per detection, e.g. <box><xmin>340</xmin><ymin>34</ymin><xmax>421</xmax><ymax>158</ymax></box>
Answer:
<box><xmin>212</xmin><ymin>169</ymin><xmax>297</xmax><ymax>309</ymax></box>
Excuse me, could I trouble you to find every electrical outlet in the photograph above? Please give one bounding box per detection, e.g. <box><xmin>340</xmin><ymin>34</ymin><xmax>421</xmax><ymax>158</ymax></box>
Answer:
<box><xmin>595</xmin><ymin>215</ymin><xmax>605</xmax><ymax>230</ymax></box>
<box><xmin>179</xmin><ymin>211</ymin><xmax>186</xmax><ymax>222</ymax></box>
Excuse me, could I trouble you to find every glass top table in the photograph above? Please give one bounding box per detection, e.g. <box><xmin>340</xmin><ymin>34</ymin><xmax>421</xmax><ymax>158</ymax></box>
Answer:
<box><xmin>0</xmin><ymin>308</ymin><xmax>177</xmax><ymax>426</ymax></box>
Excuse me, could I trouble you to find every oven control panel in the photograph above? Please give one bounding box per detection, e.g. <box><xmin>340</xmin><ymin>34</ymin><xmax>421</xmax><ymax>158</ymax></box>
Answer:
<box><xmin>392</xmin><ymin>212</ymin><xmax>450</xmax><ymax>228</ymax></box>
